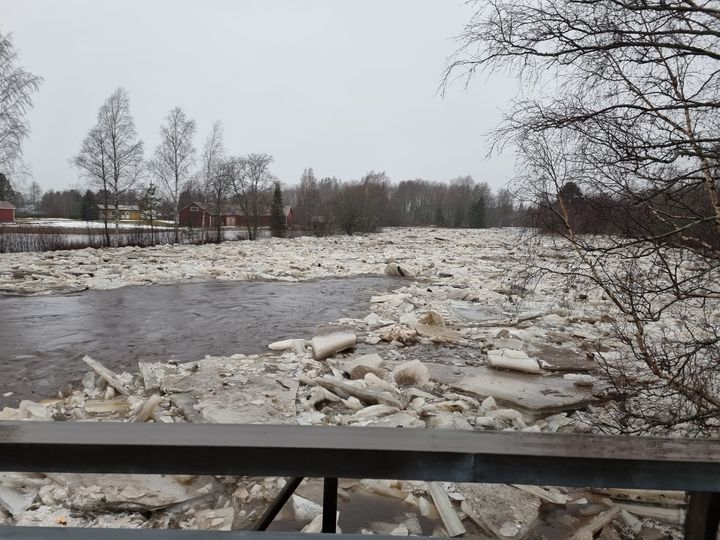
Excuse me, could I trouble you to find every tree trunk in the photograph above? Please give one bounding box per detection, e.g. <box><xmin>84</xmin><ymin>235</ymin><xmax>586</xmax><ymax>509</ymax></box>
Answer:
<box><xmin>216</xmin><ymin>204</ymin><xmax>222</xmax><ymax>244</ymax></box>
<box><xmin>113</xmin><ymin>195</ymin><xmax>119</xmax><ymax>248</ymax></box>
<box><xmin>173</xmin><ymin>198</ymin><xmax>179</xmax><ymax>244</ymax></box>
<box><xmin>102</xmin><ymin>188</ymin><xmax>110</xmax><ymax>248</ymax></box>
<box><xmin>244</xmin><ymin>206</ymin><xmax>253</xmax><ymax>240</ymax></box>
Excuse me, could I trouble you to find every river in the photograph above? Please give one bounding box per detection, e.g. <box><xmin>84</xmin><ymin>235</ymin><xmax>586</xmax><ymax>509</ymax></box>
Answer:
<box><xmin>0</xmin><ymin>276</ymin><xmax>391</xmax><ymax>406</ymax></box>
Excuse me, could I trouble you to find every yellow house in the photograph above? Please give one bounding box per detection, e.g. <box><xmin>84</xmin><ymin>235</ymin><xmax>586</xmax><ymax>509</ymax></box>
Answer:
<box><xmin>97</xmin><ymin>204</ymin><xmax>141</xmax><ymax>221</ymax></box>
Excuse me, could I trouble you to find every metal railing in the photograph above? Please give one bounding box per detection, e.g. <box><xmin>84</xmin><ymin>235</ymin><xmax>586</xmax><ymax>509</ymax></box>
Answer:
<box><xmin>0</xmin><ymin>422</ymin><xmax>719</xmax><ymax>539</ymax></box>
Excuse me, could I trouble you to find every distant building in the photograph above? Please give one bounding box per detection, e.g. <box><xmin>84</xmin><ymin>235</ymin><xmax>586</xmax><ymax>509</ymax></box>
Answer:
<box><xmin>179</xmin><ymin>202</ymin><xmax>294</xmax><ymax>228</ymax></box>
<box><xmin>97</xmin><ymin>204</ymin><xmax>141</xmax><ymax>221</ymax></box>
<box><xmin>0</xmin><ymin>201</ymin><xmax>16</xmax><ymax>223</ymax></box>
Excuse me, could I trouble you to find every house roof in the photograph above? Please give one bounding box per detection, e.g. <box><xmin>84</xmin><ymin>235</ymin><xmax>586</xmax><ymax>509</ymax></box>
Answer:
<box><xmin>97</xmin><ymin>204</ymin><xmax>140</xmax><ymax>211</ymax></box>
<box><xmin>184</xmin><ymin>202</ymin><xmax>292</xmax><ymax>216</ymax></box>
<box><xmin>0</xmin><ymin>201</ymin><xmax>16</xmax><ymax>210</ymax></box>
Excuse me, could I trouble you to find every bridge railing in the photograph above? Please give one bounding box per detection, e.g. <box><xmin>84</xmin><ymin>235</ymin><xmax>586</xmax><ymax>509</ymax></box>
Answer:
<box><xmin>0</xmin><ymin>422</ymin><xmax>718</xmax><ymax>539</ymax></box>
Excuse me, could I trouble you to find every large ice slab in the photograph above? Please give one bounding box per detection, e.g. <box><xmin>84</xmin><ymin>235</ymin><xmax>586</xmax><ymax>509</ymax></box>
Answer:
<box><xmin>429</xmin><ymin>364</ymin><xmax>596</xmax><ymax>415</ymax></box>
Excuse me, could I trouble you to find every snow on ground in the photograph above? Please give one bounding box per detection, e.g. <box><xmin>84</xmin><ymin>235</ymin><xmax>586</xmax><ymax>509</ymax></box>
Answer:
<box><xmin>9</xmin><ymin>218</ymin><xmax>174</xmax><ymax>229</ymax></box>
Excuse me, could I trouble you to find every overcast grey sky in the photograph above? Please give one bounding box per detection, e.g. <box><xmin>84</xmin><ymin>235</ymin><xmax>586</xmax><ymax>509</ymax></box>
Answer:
<box><xmin>2</xmin><ymin>0</ymin><xmax>517</xmax><ymax>192</ymax></box>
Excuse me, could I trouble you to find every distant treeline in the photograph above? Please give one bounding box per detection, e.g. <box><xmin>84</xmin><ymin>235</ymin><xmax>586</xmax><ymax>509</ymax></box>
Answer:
<box><xmin>281</xmin><ymin>170</ymin><xmax>526</xmax><ymax>234</ymax></box>
<box><xmin>533</xmin><ymin>181</ymin><xmax>720</xmax><ymax>250</ymax></box>
<box><xmin>11</xmin><ymin>169</ymin><xmax>527</xmax><ymax>234</ymax></box>
<box><xmin>19</xmin><ymin>177</ymin><xmax>717</xmax><ymax>250</ymax></box>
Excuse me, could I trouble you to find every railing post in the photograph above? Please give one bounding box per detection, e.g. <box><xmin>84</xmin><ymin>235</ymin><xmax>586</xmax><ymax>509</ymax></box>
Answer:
<box><xmin>254</xmin><ymin>477</ymin><xmax>304</xmax><ymax>531</ymax></box>
<box><xmin>322</xmin><ymin>477</ymin><xmax>338</xmax><ymax>533</ymax></box>
<box><xmin>685</xmin><ymin>491</ymin><xmax>720</xmax><ymax>540</ymax></box>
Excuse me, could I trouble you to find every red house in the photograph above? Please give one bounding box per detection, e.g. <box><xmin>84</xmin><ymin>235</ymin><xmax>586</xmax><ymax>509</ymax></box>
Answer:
<box><xmin>179</xmin><ymin>202</ymin><xmax>294</xmax><ymax>228</ymax></box>
<box><xmin>0</xmin><ymin>201</ymin><xmax>15</xmax><ymax>223</ymax></box>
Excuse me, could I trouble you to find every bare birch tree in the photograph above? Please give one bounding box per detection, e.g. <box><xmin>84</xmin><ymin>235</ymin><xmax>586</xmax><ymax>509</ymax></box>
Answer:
<box><xmin>74</xmin><ymin>89</ymin><xmax>143</xmax><ymax>246</ymax></box>
<box><xmin>26</xmin><ymin>180</ymin><xmax>42</xmax><ymax>213</ymax></box>
<box><xmin>231</xmin><ymin>153</ymin><xmax>274</xmax><ymax>240</ymax></box>
<box><xmin>0</xmin><ymin>32</ymin><xmax>42</xmax><ymax>177</ymax></box>
<box><xmin>294</xmin><ymin>168</ymin><xmax>320</xmax><ymax>231</ymax></box>
<box><xmin>149</xmin><ymin>106</ymin><xmax>196</xmax><ymax>242</ymax></box>
<box><xmin>99</xmin><ymin>88</ymin><xmax>143</xmax><ymax>245</ymax></box>
<box><xmin>199</xmin><ymin>121</ymin><xmax>226</xmax><ymax>241</ymax></box>
<box><xmin>73</xmin><ymin>125</ymin><xmax>112</xmax><ymax>246</ymax></box>
<box><xmin>446</xmin><ymin>0</ymin><xmax>720</xmax><ymax>434</ymax></box>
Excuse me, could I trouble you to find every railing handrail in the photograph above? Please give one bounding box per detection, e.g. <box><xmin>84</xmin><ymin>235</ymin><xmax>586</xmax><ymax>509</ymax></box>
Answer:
<box><xmin>1</xmin><ymin>421</ymin><xmax>719</xmax><ymax>491</ymax></box>
<box><xmin>2</xmin><ymin>422</ymin><xmax>719</xmax><ymax>538</ymax></box>
<box><xmin>0</xmin><ymin>529</ymin><xmax>399</xmax><ymax>539</ymax></box>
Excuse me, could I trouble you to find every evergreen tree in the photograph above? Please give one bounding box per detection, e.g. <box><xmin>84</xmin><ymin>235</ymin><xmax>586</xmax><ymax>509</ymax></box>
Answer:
<box><xmin>141</xmin><ymin>183</ymin><xmax>160</xmax><ymax>244</ymax></box>
<box><xmin>141</xmin><ymin>183</ymin><xmax>160</xmax><ymax>222</ymax></box>
<box><xmin>270</xmin><ymin>182</ymin><xmax>286</xmax><ymax>238</ymax></box>
<box><xmin>81</xmin><ymin>190</ymin><xmax>98</xmax><ymax>220</ymax></box>
<box><xmin>469</xmin><ymin>197</ymin><xmax>486</xmax><ymax>228</ymax></box>
<box><xmin>0</xmin><ymin>173</ymin><xmax>16</xmax><ymax>203</ymax></box>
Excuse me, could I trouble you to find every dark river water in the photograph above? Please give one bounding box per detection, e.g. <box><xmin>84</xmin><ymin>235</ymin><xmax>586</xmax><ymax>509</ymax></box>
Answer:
<box><xmin>0</xmin><ymin>276</ymin><xmax>391</xmax><ymax>406</ymax></box>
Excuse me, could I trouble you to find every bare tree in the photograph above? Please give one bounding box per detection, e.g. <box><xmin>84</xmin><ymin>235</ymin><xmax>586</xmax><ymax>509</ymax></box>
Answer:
<box><xmin>74</xmin><ymin>89</ymin><xmax>143</xmax><ymax>246</ymax></box>
<box><xmin>314</xmin><ymin>176</ymin><xmax>340</xmax><ymax>235</ymax></box>
<box><xmin>26</xmin><ymin>180</ymin><xmax>42</xmax><ymax>214</ymax></box>
<box><xmin>358</xmin><ymin>171</ymin><xmax>390</xmax><ymax>232</ymax></box>
<box><xmin>0</xmin><ymin>32</ymin><xmax>42</xmax><ymax>177</ymax></box>
<box><xmin>447</xmin><ymin>0</ymin><xmax>720</xmax><ymax>434</ymax></box>
<box><xmin>99</xmin><ymin>88</ymin><xmax>144</xmax><ymax>245</ymax></box>
<box><xmin>149</xmin><ymin>106</ymin><xmax>196</xmax><ymax>242</ymax></box>
<box><xmin>494</xmin><ymin>188</ymin><xmax>515</xmax><ymax>227</ymax></box>
<box><xmin>73</xmin><ymin>125</ymin><xmax>112</xmax><ymax>246</ymax></box>
<box><xmin>330</xmin><ymin>171</ymin><xmax>390</xmax><ymax>235</ymax></box>
<box><xmin>294</xmin><ymin>168</ymin><xmax>320</xmax><ymax>232</ymax></box>
<box><xmin>231</xmin><ymin>153</ymin><xmax>274</xmax><ymax>240</ymax></box>
<box><xmin>199</xmin><ymin>121</ymin><xmax>227</xmax><ymax>241</ymax></box>
<box><xmin>387</xmin><ymin>179</ymin><xmax>442</xmax><ymax>227</ymax></box>
<box><xmin>444</xmin><ymin>176</ymin><xmax>475</xmax><ymax>228</ymax></box>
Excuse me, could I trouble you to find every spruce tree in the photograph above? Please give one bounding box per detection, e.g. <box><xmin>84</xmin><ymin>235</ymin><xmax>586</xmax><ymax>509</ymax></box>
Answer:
<box><xmin>141</xmin><ymin>183</ymin><xmax>160</xmax><ymax>244</ymax></box>
<box><xmin>0</xmin><ymin>173</ymin><xmax>15</xmax><ymax>203</ymax></box>
<box><xmin>270</xmin><ymin>182</ymin><xmax>286</xmax><ymax>238</ymax></box>
<box><xmin>469</xmin><ymin>197</ymin><xmax>486</xmax><ymax>228</ymax></box>
<box><xmin>141</xmin><ymin>184</ymin><xmax>159</xmax><ymax>222</ymax></box>
<box><xmin>81</xmin><ymin>190</ymin><xmax>97</xmax><ymax>220</ymax></box>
